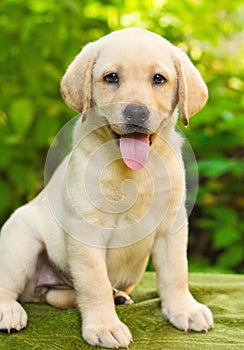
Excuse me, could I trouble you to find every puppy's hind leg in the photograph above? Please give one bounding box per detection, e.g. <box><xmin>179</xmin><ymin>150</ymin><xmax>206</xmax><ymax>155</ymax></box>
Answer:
<box><xmin>46</xmin><ymin>287</ymin><xmax>134</xmax><ymax>310</ymax></box>
<box><xmin>113</xmin><ymin>289</ymin><xmax>134</xmax><ymax>305</ymax></box>
<box><xmin>46</xmin><ymin>289</ymin><xmax>76</xmax><ymax>309</ymax></box>
<box><xmin>0</xmin><ymin>206</ymin><xmax>43</xmax><ymax>332</ymax></box>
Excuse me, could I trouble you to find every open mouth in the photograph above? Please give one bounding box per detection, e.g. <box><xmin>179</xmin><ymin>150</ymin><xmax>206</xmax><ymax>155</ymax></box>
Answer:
<box><xmin>111</xmin><ymin>128</ymin><xmax>152</xmax><ymax>170</ymax></box>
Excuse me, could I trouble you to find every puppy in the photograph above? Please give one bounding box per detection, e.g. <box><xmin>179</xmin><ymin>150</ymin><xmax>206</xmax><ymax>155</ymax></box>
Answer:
<box><xmin>0</xmin><ymin>28</ymin><xmax>213</xmax><ymax>348</ymax></box>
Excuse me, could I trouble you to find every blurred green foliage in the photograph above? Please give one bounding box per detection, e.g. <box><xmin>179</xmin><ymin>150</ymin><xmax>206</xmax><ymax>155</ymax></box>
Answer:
<box><xmin>0</xmin><ymin>0</ymin><xmax>243</xmax><ymax>272</ymax></box>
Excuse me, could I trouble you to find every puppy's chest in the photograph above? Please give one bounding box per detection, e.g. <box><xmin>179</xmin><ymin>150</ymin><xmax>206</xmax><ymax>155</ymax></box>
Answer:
<box><xmin>101</xmin><ymin>166</ymin><xmax>153</xmax><ymax>219</ymax></box>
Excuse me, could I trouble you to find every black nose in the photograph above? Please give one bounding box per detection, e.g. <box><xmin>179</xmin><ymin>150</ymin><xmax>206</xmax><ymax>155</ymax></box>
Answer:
<box><xmin>122</xmin><ymin>104</ymin><xmax>149</xmax><ymax>127</ymax></box>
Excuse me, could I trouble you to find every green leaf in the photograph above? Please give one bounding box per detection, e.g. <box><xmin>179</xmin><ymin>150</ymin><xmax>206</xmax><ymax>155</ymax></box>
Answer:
<box><xmin>217</xmin><ymin>245</ymin><xmax>244</xmax><ymax>269</ymax></box>
<box><xmin>197</xmin><ymin>159</ymin><xmax>235</xmax><ymax>177</ymax></box>
<box><xmin>33</xmin><ymin>117</ymin><xmax>59</xmax><ymax>147</ymax></box>
<box><xmin>9</xmin><ymin>98</ymin><xmax>35</xmax><ymax>136</ymax></box>
<box><xmin>0</xmin><ymin>179</ymin><xmax>12</xmax><ymax>212</ymax></box>
<box><xmin>9</xmin><ymin>163</ymin><xmax>40</xmax><ymax>195</ymax></box>
<box><xmin>213</xmin><ymin>227</ymin><xmax>240</xmax><ymax>249</ymax></box>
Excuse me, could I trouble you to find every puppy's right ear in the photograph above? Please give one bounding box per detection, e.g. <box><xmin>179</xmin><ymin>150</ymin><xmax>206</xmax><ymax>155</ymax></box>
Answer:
<box><xmin>60</xmin><ymin>43</ymin><xmax>97</xmax><ymax>114</ymax></box>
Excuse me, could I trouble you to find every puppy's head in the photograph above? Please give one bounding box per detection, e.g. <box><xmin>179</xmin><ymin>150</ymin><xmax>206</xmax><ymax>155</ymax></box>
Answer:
<box><xmin>61</xmin><ymin>28</ymin><xmax>208</xmax><ymax>169</ymax></box>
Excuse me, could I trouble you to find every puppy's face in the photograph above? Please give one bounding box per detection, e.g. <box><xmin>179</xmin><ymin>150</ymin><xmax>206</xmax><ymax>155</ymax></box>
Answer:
<box><xmin>61</xmin><ymin>28</ymin><xmax>208</xmax><ymax>169</ymax></box>
<box><xmin>92</xmin><ymin>31</ymin><xmax>178</xmax><ymax>137</ymax></box>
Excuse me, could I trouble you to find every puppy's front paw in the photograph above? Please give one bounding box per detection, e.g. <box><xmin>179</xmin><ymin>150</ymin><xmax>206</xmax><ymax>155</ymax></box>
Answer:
<box><xmin>0</xmin><ymin>300</ymin><xmax>27</xmax><ymax>333</ymax></box>
<box><xmin>163</xmin><ymin>296</ymin><xmax>214</xmax><ymax>332</ymax></box>
<box><xmin>83</xmin><ymin>319</ymin><xmax>132</xmax><ymax>348</ymax></box>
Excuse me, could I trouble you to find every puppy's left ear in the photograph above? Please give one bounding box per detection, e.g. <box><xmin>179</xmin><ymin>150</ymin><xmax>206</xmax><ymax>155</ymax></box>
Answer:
<box><xmin>61</xmin><ymin>42</ymin><xmax>98</xmax><ymax>114</ymax></box>
<box><xmin>174</xmin><ymin>49</ymin><xmax>208</xmax><ymax>126</ymax></box>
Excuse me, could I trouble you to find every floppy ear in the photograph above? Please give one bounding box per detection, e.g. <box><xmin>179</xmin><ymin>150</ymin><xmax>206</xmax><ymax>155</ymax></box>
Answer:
<box><xmin>60</xmin><ymin>42</ymin><xmax>98</xmax><ymax>114</ymax></box>
<box><xmin>174</xmin><ymin>50</ymin><xmax>208</xmax><ymax>126</ymax></box>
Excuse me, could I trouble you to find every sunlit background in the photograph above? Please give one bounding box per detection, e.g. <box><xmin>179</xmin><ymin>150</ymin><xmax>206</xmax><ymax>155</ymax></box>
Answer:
<box><xmin>0</xmin><ymin>0</ymin><xmax>243</xmax><ymax>273</ymax></box>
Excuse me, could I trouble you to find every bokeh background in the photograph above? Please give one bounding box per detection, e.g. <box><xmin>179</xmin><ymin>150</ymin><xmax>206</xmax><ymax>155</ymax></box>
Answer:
<box><xmin>0</xmin><ymin>0</ymin><xmax>243</xmax><ymax>273</ymax></box>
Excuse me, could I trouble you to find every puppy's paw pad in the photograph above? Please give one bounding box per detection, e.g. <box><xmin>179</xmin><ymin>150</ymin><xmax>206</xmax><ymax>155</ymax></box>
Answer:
<box><xmin>0</xmin><ymin>300</ymin><xmax>27</xmax><ymax>333</ymax></box>
<box><xmin>113</xmin><ymin>289</ymin><xmax>134</xmax><ymax>305</ymax></box>
<box><xmin>163</xmin><ymin>301</ymin><xmax>214</xmax><ymax>332</ymax></box>
<box><xmin>83</xmin><ymin>321</ymin><xmax>132</xmax><ymax>348</ymax></box>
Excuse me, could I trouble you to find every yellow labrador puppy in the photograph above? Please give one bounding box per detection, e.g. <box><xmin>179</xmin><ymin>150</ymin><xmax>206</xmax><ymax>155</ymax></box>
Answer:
<box><xmin>0</xmin><ymin>28</ymin><xmax>213</xmax><ymax>348</ymax></box>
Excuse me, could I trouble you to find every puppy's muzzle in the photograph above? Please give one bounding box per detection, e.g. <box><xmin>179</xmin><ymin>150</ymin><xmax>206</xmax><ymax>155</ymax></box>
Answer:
<box><xmin>122</xmin><ymin>104</ymin><xmax>149</xmax><ymax>133</ymax></box>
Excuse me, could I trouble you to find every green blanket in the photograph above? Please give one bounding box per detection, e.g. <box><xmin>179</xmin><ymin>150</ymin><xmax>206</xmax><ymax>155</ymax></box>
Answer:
<box><xmin>0</xmin><ymin>273</ymin><xmax>243</xmax><ymax>350</ymax></box>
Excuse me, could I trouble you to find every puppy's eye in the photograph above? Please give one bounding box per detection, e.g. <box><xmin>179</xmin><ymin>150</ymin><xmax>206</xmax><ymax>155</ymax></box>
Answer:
<box><xmin>104</xmin><ymin>73</ymin><xmax>119</xmax><ymax>84</ymax></box>
<box><xmin>153</xmin><ymin>74</ymin><xmax>167</xmax><ymax>85</ymax></box>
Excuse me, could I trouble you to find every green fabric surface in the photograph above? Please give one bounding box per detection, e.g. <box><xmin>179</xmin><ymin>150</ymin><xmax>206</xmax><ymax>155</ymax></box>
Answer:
<box><xmin>0</xmin><ymin>273</ymin><xmax>243</xmax><ymax>350</ymax></box>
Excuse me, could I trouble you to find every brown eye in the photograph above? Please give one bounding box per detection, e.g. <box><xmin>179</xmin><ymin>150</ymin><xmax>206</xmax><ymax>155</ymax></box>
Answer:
<box><xmin>153</xmin><ymin>74</ymin><xmax>167</xmax><ymax>85</ymax></box>
<box><xmin>104</xmin><ymin>73</ymin><xmax>119</xmax><ymax>84</ymax></box>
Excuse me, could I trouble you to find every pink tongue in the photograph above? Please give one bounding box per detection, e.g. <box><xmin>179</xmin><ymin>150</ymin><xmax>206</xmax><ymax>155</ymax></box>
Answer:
<box><xmin>120</xmin><ymin>133</ymin><xmax>150</xmax><ymax>170</ymax></box>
